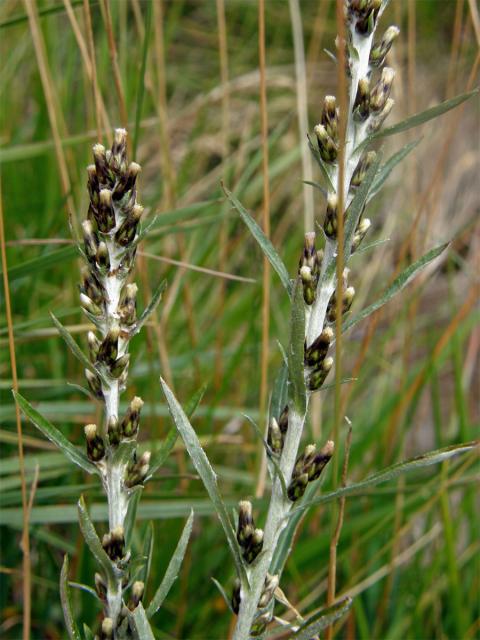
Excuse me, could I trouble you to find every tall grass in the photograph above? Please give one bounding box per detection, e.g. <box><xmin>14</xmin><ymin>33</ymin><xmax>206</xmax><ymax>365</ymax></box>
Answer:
<box><xmin>0</xmin><ymin>1</ymin><xmax>478</xmax><ymax>638</ymax></box>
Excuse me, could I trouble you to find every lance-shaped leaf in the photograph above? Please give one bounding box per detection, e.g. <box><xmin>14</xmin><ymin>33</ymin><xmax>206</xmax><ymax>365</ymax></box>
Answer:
<box><xmin>369</xmin><ymin>139</ymin><xmax>421</xmax><ymax>199</ymax></box>
<box><xmin>13</xmin><ymin>392</ymin><xmax>98</xmax><ymax>475</ymax></box>
<box><xmin>50</xmin><ymin>313</ymin><xmax>108</xmax><ymax>385</ymax></box>
<box><xmin>344</xmin><ymin>151</ymin><xmax>382</xmax><ymax>261</ymax></box>
<box><xmin>292</xmin><ymin>440</ymin><xmax>479</xmax><ymax>516</ymax></box>
<box><xmin>343</xmin><ymin>242</ymin><xmax>449</xmax><ymax>333</ymax></box>
<box><xmin>293</xmin><ymin>597</ymin><xmax>353</xmax><ymax>639</ymax></box>
<box><xmin>77</xmin><ymin>495</ymin><xmax>117</xmax><ymax>587</ymax></box>
<box><xmin>60</xmin><ymin>555</ymin><xmax>81</xmax><ymax>640</ymax></box>
<box><xmin>211</xmin><ymin>577</ymin><xmax>235</xmax><ymax>614</ymax></box>
<box><xmin>222</xmin><ymin>185</ymin><xmax>291</xmax><ymax>296</ymax></box>
<box><xmin>159</xmin><ymin>378</ymin><xmax>248</xmax><ymax>587</ymax></box>
<box><xmin>131</xmin><ymin>603</ymin><xmax>156</xmax><ymax>640</ymax></box>
<box><xmin>146</xmin><ymin>510</ymin><xmax>194</xmax><ymax>617</ymax></box>
<box><xmin>288</xmin><ymin>280</ymin><xmax>306</xmax><ymax>414</ymax></box>
<box><xmin>138</xmin><ymin>521</ymin><xmax>154</xmax><ymax>587</ymax></box>
<box><xmin>124</xmin><ymin>486</ymin><xmax>144</xmax><ymax>547</ymax></box>
<box><xmin>269</xmin><ymin>361</ymin><xmax>288</xmax><ymax>422</ymax></box>
<box><xmin>356</xmin><ymin>88</ymin><xmax>479</xmax><ymax>153</ymax></box>
<box><xmin>148</xmin><ymin>383</ymin><xmax>207</xmax><ymax>478</ymax></box>
<box><xmin>134</xmin><ymin>279</ymin><xmax>167</xmax><ymax>334</ymax></box>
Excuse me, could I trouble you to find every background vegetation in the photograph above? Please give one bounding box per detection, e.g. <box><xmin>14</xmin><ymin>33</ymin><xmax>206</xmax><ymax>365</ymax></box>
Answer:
<box><xmin>0</xmin><ymin>0</ymin><xmax>478</xmax><ymax>638</ymax></box>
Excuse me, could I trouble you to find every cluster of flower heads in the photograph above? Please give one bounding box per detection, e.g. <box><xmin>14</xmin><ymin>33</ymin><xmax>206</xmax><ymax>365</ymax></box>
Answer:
<box><xmin>80</xmin><ymin>130</ymin><xmax>150</xmax><ymax>630</ymax></box>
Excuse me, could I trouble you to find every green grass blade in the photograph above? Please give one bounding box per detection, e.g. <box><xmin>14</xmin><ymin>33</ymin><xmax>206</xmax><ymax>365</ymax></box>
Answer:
<box><xmin>222</xmin><ymin>184</ymin><xmax>292</xmax><ymax>296</ymax></box>
<box><xmin>343</xmin><ymin>242</ymin><xmax>449</xmax><ymax>333</ymax></box>
<box><xmin>146</xmin><ymin>510</ymin><xmax>194</xmax><ymax>617</ymax></box>
<box><xmin>293</xmin><ymin>597</ymin><xmax>353</xmax><ymax>639</ymax></box>
<box><xmin>13</xmin><ymin>391</ymin><xmax>98</xmax><ymax>475</ymax></box>
<box><xmin>60</xmin><ymin>556</ymin><xmax>81</xmax><ymax>640</ymax></box>
<box><xmin>159</xmin><ymin>377</ymin><xmax>248</xmax><ymax>587</ymax></box>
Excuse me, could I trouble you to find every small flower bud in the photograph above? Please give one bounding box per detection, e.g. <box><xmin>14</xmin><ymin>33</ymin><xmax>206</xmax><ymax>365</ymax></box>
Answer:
<box><xmin>353</xmin><ymin>77</ymin><xmax>370</xmax><ymax>122</ymax></box>
<box><xmin>113</xmin><ymin>161</ymin><xmax>141</xmax><ymax>201</ymax></box>
<box><xmin>324</xmin><ymin>193</ymin><xmax>340</xmax><ymax>239</ymax></box>
<box><xmin>321</xmin><ymin>95</ymin><xmax>338</xmax><ymax>140</ymax></box>
<box><xmin>314</xmin><ymin>124</ymin><xmax>338</xmax><ymax>163</ymax></box>
<box><xmin>101</xmin><ymin>617</ymin><xmax>113</xmax><ymax>640</ymax></box>
<box><xmin>250</xmin><ymin>611</ymin><xmax>272</xmax><ymax>637</ymax></box>
<box><xmin>125</xmin><ymin>450</ymin><xmax>150</xmax><ymax>488</ymax></box>
<box><xmin>121</xmin><ymin>396</ymin><xmax>144</xmax><ymax>438</ymax></box>
<box><xmin>95</xmin><ymin>573</ymin><xmax>106</xmax><ymax>601</ymax></box>
<box><xmin>98</xmin><ymin>189</ymin><xmax>115</xmax><ymax>232</ymax></box>
<box><xmin>87</xmin><ymin>331</ymin><xmax>100</xmax><ymax>362</ymax></box>
<box><xmin>82</xmin><ymin>220</ymin><xmax>98</xmax><ymax>261</ymax></box>
<box><xmin>110</xmin><ymin>353</ymin><xmax>130</xmax><ymax>379</ymax></box>
<box><xmin>107</xmin><ymin>415</ymin><xmax>120</xmax><ymax>447</ymax></box>
<box><xmin>237</xmin><ymin>500</ymin><xmax>254</xmax><ymax>546</ymax></box>
<box><xmin>80</xmin><ymin>292</ymin><xmax>102</xmax><ymax>317</ymax></box>
<box><xmin>352</xmin><ymin>218</ymin><xmax>371</xmax><ymax>253</ymax></box>
<box><xmin>287</xmin><ymin>472</ymin><xmax>309</xmax><ymax>502</ymax></box>
<box><xmin>80</xmin><ymin>267</ymin><xmax>103</xmax><ymax>305</ymax></box>
<box><xmin>258</xmin><ymin>574</ymin><xmax>279</xmax><ymax>609</ymax></box>
<box><xmin>111</xmin><ymin>128</ymin><xmax>127</xmax><ymax>170</ymax></box>
<box><xmin>128</xmin><ymin>580</ymin><xmax>144</xmax><ymax>610</ymax></box>
<box><xmin>370</xmin><ymin>25</ymin><xmax>400</xmax><ymax>67</ymax></box>
<box><xmin>115</xmin><ymin>204</ymin><xmax>143</xmax><ymax>247</ymax></box>
<box><xmin>92</xmin><ymin>144</ymin><xmax>107</xmax><ymax>180</ymax></box>
<box><xmin>370</xmin><ymin>67</ymin><xmax>395</xmax><ymax>112</ymax></box>
<box><xmin>308</xmin><ymin>440</ymin><xmax>334</xmax><ymax>481</ymax></box>
<box><xmin>267</xmin><ymin>417</ymin><xmax>283</xmax><ymax>454</ymax></box>
<box><xmin>87</xmin><ymin>164</ymin><xmax>99</xmax><ymax>204</ymax></box>
<box><xmin>307</xmin><ymin>356</ymin><xmax>333</xmax><ymax>391</ymax></box>
<box><xmin>350</xmin><ymin>151</ymin><xmax>376</xmax><ymax>188</ymax></box>
<box><xmin>292</xmin><ymin>444</ymin><xmax>317</xmax><ymax>479</ymax></box>
<box><xmin>85</xmin><ymin>369</ymin><xmax>103</xmax><ymax>399</ymax></box>
<box><xmin>244</xmin><ymin>528</ymin><xmax>264</xmax><ymax>563</ymax></box>
<box><xmin>369</xmin><ymin>97</ymin><xmax>394</xmax><ymax>133</ymax></box>
<box><xmin>278</xmin><ymin>405</ymin><xmax>289</xmax><ymax>435</ymax></box>
<box><xmin>97</xmin><ymin>324</ymin><xmax>120</xmax><ymax>365</ymax></box>
<box><xmin>84</xmin><ymin>423</ymin><xmax>105</xmax><ymax>462</ymax></box>
<box><xmin>231</xmin><ymin>578</ymin><xmax>241</xmax><ymax>615</ymax></box>
<box><xmin>96</xmin><ymin>241</ymin><xmax>110</xmax><ymax>270</ymax></box>
<box><xmin>119</xmin><ymin>282</ymin><xmax>138</xmax><ymax>325</ymax></box>
<box><xmin>103</xmin><ymin>525</ymin><xmax>125</xmax><ymax>560</ymax></box>
<box><xmin>305</xmin><ymin>327</ymin><xmax>333</xmax><ymax>367</ymax></box>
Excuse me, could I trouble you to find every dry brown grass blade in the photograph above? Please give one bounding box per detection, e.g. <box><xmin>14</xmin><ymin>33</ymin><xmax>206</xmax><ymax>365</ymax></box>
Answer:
<box><xmin>100</xmin><ymin>0</ymin><xmax>128</xmax><ymax>130</ymax></box>
<box><xmin>326</xmin><ymin>2</ymin><xmax>348</xmax><ymax>635</ymax></box>
<box><xmin>0</xmin><ymin>184</ymin><xmax>31</xmax><ymax>640</ymax></box>
<box><xmin>254</xmin><ymin>0</ymin><xmax>272</xmax><ymax>500</ymax></box>
<box><xmin>24</xmin><ymin>0</ymin><xmax>76</xmax><ymax>235</ymax></box>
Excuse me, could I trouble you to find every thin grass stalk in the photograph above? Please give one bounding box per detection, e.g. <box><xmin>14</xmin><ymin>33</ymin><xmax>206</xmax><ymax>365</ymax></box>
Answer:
<box><xmin>101</xmin><ymin>0</ymin><xmax>128</xmax><ymax>131</ymax></box>
<box><xmin>0</xmin><ymin>187</ymin><xmax>31</xmax><ymax>640</ymax></box>
<box><xmin>258</xmin><ymin>0</ymin><xmax>272</xmax><ymax>500</ymax></box>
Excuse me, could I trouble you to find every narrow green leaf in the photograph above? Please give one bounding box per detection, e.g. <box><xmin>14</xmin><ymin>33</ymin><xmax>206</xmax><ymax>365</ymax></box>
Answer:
<box><xmin>211</xmin><ymin>577</ymin><xmax>235</xmax><ymax>614</ymax></box>
<box><xmin>124</xmin><ymin>486</ymin><xmax>144</xmax><ymax>548</ymax></box>
<box><xmin>222</xmin><ymin>185</ymin><xmax>291</xmax><ymax>296</ymax></box>
<box><xmin>13</xmin><ymin>392</ymin><xmax>97</xmax><ymax>475</ymax></box>
<box><xmin>138</xmin><ymin>522</ymin><xmax>155</xmax><ymax>587</ymax></box>
<box><xmin>135</xmin><ymin>280</ymin><xmax>167</xmax><ymax>334</ymax></box>
<box><xmin>344</xmin><ymin>151</ymin><xmax>382</xmax><ymax>260</ymax></box>
<box><xmin>159</xmin><ymin>377</ymin><xmax>248</xmax><ymax>587</ymax></box>
<box><xmin>50</xmin><ymin>313</ymin><xmax>108</xmax><ymax>385</ymax></box>
<box><xmin>131</xmin><ymin>603</ymin><xmax>156</xmax><ymax>640</ymax></box>
<box><xmin>343</xmin><ymin>242</ymin><xmax>449</xmax><ymax>333</ymax></box>
<box><xmin>293</xmin><ymin>597</ymin><xmax>353</xmax><ymax>639</ymax></box>
<box><xmin>0</xmin><ymin>245</ymin><xmax>76</xmax><ymax>284</ymax></box>
<box><xmin>303</xmin><ymin>179</ymin><xmax>327</xmax><ymax>197</ymax></box>
<box><xmin>146</xmin><ymin>510</ymin><xmax>194</xmax><ymax>617</ymax></box>
<box><xmin>307</xmin><ymin>134</ymin><xmax>335</xmax><ymax>192</ymax></box>
<box><xmin>288</xmin><ymin>280</ymin><xmax>306</xmax><ymax>414</ymax></box>
<box><xmin>149</xmin><ymin>383</ymin><xmax>207</xmax><ymax>477</ymax></box>
<box><xmin>83</xmin><ymin>624</ymin><xmax>95</xmax><ymax>640</ymax></box>
<box><xmin>77</xmin><ymin>496</ymin><xmax>117</xmax><ymax>587</ymax></box>
<box><xmin>356</xmin><ymin>89</ymin><xmax>479</xmax><ymax>152</ymax></box>
<box><xmin>60</xmin><ymin>556</ymin><xmax>81</xmax><ymax>640</ymax></box>
<box><xmin>270</xmin><ymin>361</ymin><xmax>288</xmax><ymax>422</ymax></box>
<box><xmin>292</xmin><ymin>440</ymin><xmax>479</xmax><ymax>516</ymax></box>
<box><xmin>369</xmin><ymin>139</ymin><xmax>421</xmax><ymax>198</ymax></box>
<box><xmin>68</xmin><ymin>581</ymin><xmax>98</xmax><ymax>600</ymax></box>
